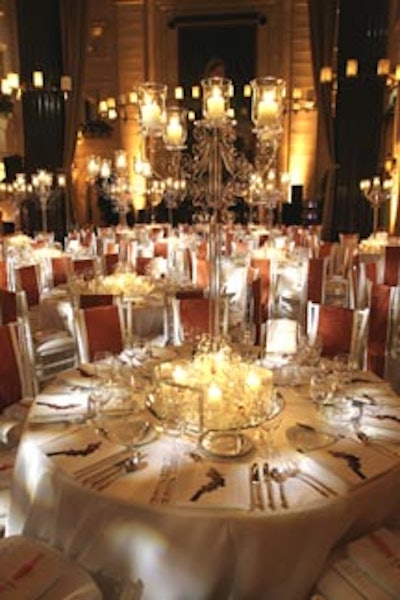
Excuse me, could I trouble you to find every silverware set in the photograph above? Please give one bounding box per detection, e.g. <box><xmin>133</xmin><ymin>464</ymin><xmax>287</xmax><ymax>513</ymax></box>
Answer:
<box><xmin>150</xmin><ymin>455</ymin><xmax>179</xmax><ymax>504</ymax></box>
<box><xmin>249</xmin><ymin>460</ymin><xmax>338</xmax><ymax>511</ymax></box>
<box><xmin>74</xmin><ymin>449</ymin><xmax>142</xmax><ymax>491</ymax></box>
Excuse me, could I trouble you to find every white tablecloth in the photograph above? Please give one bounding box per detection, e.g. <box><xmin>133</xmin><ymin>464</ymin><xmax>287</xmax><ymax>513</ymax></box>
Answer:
<box><xmin>6</xmin><ymin>369</ymin><xmax>400</xmax><ymax>600</ymax></box>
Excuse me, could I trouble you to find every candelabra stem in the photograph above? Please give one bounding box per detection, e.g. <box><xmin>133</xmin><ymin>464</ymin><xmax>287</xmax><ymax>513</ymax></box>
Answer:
<box><xmin>373</xmin><ymin>205</ymin><xmax>379</xmax><ymax>233</ymax></box>
<box><xmin>208</xmin><ymin>127</ymin><xmax>223</xmax><ymax>348</ymax></box>
<box><xmin>40</xmin><ymin>193</ymin><xmax>48</xmax><ymax>233</ymax></box>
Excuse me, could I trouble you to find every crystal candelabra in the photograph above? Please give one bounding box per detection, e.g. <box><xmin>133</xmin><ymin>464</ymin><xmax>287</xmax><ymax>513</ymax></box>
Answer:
<box><xmin>87</xmin><ymin>151</ymin><xmax>132</xmax><ymax>227</ymax></box>
<box><xmin>359</xmin><ymin>176</ymin><xmax>393</xmax><ymax>233</ymax></box>
<box><xmin>135</xmin><ymin>75</ymin><xmax>287</xmax><ymax>345</ymax></box>
<box><xmin>0</xmin><ymin>173</ymin><xmax>32</xmax><ymax>230</ymax></box>
<box><xmin>31</xmin><ymin>169</ymin><xmax>66</xmax><ymax>233</ymax></box>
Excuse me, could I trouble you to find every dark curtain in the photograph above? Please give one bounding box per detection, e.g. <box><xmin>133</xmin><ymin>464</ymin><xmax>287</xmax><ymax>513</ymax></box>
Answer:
<box><xmin>17</xmin><ymin>0</ymin><xmax>64</xmax><ymax>172</ymax></box>
<box><xmin>308</xmin><ymin>0</ymin><xmax>339</xmax><ymax>241</ymax></box>
<box><xmin>333</xmin><ymin>0</ymin><xmax>389</xmax><ymax>239</ymax></box>
<box><xmin>59</xmin><ymin>0</ymin><xmax>89</xmax><ymax>227</ymax></box>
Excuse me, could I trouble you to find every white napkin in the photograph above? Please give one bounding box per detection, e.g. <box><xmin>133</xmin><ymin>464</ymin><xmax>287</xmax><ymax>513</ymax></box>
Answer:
<box><xmin>362</xmin><ymin>405</ymin><xmax>400</xmax><ymax>433</ymax></box>
<box><xmin>346</xmin><ymin>528</ymin><xmax>400</xmax><ymax>598</ymax></box>
<box><xmin>0</xmin><ymin>536</ymin><xmax>64</xmax><ymax>600</ymax></box>
<box><xmin>29</xmin><ymin>387</ymin><xmax>89</xmax><ymax>423</ymax></box>
<box><xmin>317</xmin><ymin>557</ymin><xmax>393</xmax><ymax>600</ymax></box>
<box><xmin>40</xmin><ymin>426</ymin><xmax>124</xmax><ymax>474</ymax></box>
<box><xmin>306</xmin><ymin>438</ymin><xmax>399</xmax><ymax>490</ymax></box>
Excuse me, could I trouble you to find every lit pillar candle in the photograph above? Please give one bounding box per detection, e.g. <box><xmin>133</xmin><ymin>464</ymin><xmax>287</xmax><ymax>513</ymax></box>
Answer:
<box><xmin>33</xmin><ymin>71</ymin><xmax>44</xmax><ymax>88</ymax></box>
<box><xmin>245</xmin><ymin>370</ymin><xmax>261</xmax><ymax>392</ymax></box>
<box><xmin>141</xmin><ymin>100</ymin><xmax>162</xmax><ymax>128</ymax></box>
<box><xmin>207</xmin><ymin>382</ymin><xmax>222</xmax><ymax>404</ymax></box>
<box><xmin>165</xmin><ymin>116</ymin><xmax>183</xmax><ymax>146</ymax></box>
<box><xmin>257</xmin><ymin>91</ymin><xmax>278</xmax><ymax>127</ymax></box>
<box><xmin>207</xmin><ymin>87</ymin><xmax>225</xmax><ymax>119</ymax></box>
<box><xmin>173</xmin><ymin>365</ymin><xmax>187</xmax><ymax>385</ymax></box>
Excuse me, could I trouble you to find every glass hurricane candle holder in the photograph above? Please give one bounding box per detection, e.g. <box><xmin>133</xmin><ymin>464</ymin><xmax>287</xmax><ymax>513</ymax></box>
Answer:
<box><xmin>250</xmin><ymin>76</ymin><xmax>286</xmax><ymax>136</ymax></box>
<box><xmin>201</xmin><ymin>77</ymin><xmax>232</xmax><ymax>124</ymax></box>
<box><xmin>163</xmin><ymin>105</ymin><xmax>187</xmax><ymax>149</ymax></box>
<box><xmin>137</xmin><ymin>82</ymin><xmax>167</xmax><ymax>136</ymax></box>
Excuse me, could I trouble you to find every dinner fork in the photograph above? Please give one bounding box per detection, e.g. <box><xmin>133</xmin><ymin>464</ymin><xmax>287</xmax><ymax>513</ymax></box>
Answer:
<box><xmin>262</xmin><ymin>462</ymin><xmax>276</xmax><ymax>511</ymax></box>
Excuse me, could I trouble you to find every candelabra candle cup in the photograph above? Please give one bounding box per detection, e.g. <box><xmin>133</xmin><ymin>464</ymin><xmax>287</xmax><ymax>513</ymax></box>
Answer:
<box><xmin>163</xmin><ymin>106</ymin><xmax>187</xmax><ymax>149</ymax></box>
<box><xmin>250</xmin><ymin>76</ymin><xmax>285</xmax><ymax>134</ymax></box>
<box><xmin>201</xmin><ymin>77</ymin><xmax>232</xmax><ymax>123</ymax></box>
<box><xmin>138</xmin><ymin>82</ymin><xmax>167</xmax><ymax>136</ymax></box>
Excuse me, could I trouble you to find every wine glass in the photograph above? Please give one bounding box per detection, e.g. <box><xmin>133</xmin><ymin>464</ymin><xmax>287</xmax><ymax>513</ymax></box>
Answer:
<box><xmin>97</xmin><ymin>404</ymin><xmax>151</xmax><ymax>471</ymax></box>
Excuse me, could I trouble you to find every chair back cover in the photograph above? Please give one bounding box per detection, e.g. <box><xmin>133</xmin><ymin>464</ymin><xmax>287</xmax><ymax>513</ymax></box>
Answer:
<box><xmin>51</xmin><ymin>255</ymin><xmax>72</xmax><ymax>287</ymax></box>
<box><xmin>15</xmin><ymin>264</ymin><xmax>41</xmax><ymax>307</ymax></box>
<box><xmin>78</xmin><ymin>304</ymin><xmax>124</xmax><ymax>362</ymax></box>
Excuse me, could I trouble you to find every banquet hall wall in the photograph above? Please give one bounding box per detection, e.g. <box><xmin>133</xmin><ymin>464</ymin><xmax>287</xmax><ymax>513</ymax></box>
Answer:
<box><xmin>0</xmin><ymin>1</ymin><xmax>400</xmax><ymax>235</ymax></box>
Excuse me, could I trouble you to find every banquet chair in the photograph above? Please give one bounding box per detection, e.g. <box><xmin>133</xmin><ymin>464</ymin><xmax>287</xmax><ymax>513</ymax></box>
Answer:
<box><xmin>306</xmin><ymin>257</ymin><xmax>328</xmax><ymax>305</ymax></box>
<box><xmin>0</xmin><ymin>535</ymin><xmax>102</xmax><ymax>598</ymax></box>
<box><xmin>0</xmin><ymin>321</ymin><xmax>35</xmax><ymax>532</ymax></box>
<box><xmin>77</xmin><ymin>293</ymin><xmax>116</xmax><ymax>309</ymax></box>
<box><xmin>366</xmin><ymin>283</ymin><xmax>400</xmax><ymax>378</ymax></box>
<box><xmin>74</xmin><ymin>302</ymin><xmax>125</xmax><ymax>363</ymax></box>
<box><xmin>103</xmin><ymin>252</ymin><xmax>119</xmax><ymax>275</ymax></box>
<box><xmin>4</xmin><ymin>288</ymin><xmax>77</xmax><ymax>386</ymax></box>
<box><xmin>0</xmin><ymin>259</ymin><xmax>8</xmax><ymax>289</ymax></box>
<box><xmin>72</xmin><ymin>257</ymin><xmax>100</xmax><ymax>279</ymax></box>
<box><xmin>171</xmin><ymin>295</ymin><xmax>229</xmax><ymax>345</ymax></box>
<box><xmin>135</xmin><ymin>256</ymin><xmax>152</xmax><ymax>276</ymax></box>
<box><xmin>50</xmin><ymin>255</ymin><xmax>72</xmax><ymax>287</ymax></box>
<box><xmin>14</xmin><ymin>263</ymin><xmax>42</xmax><ymax>308</ymax></box>
<box><xmin>195</xmin><ymin>257</ymin><xmax>210</xmax><ymax>289</ymax></box>
<box><xmin>264</xmin><ymin>317</ymin><xmax>301</xmax><ymax>356</ymax></box>
<box><xmin>249</xmin><ymin>258</ymin><xmax>274</xmax><ymax>345</ymax></box>
<box><xmin>154</xmin><ymin>240</ymin><xmax>168</xmax><ymax>259</ymax></box>
<box><xmin>313</xmin><ymin>526</ymin><xmax>400</xmax><ymax>600</ymax></box>
<box><xmin>383</xmin><ymin>245</ymin><xmax>400</xmax><ymax>286</ymax></box>
<box><xmin>307</xmin><ymin>301</ymin><xmax>369</xmax><ymax>368</ymax></box>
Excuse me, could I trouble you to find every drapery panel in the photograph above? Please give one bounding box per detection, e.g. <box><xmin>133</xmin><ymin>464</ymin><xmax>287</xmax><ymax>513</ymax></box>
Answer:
<box><xmin>59</xmin><ymin>0</ymin><xmax>90</xmax><ymax>228</ymax></box>
<box><xmin>307</xmin><ymin>0</ymin><xmax>339</xmax><ymax>241</ymax></box>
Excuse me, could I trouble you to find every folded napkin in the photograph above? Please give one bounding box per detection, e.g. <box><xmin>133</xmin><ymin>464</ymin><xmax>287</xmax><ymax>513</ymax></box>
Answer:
<box><xmin>29</xmin><ymin>388</ymin><xmax>90</xmax><ymax>424</ymax></box>
<box><xmin>317</xmin><ymin>557</ymin><xmax>393</xmax><ymax>600</ymax></box>
<box><xmin>306</xmin><ymin>438</ymin><xmax>399</xmax><ymax>490</ymax></box>
<box><xmin>346</xmin><ymin>528</ymin><xmax>400</xmax><ymax>598</ymax></box>
<box><xmin>171</xmin><ymin>461</ymin><xmax>250</xmax><ymax>510</ymax></box>
<box><xmin>0</xmin><ymin>537</ymin><xmax>64</xmax><ymax>600</ymax></box>
<box><xmin>362</xmin><ymin>406</ymin><xmax>400</xmax><ymax>434</ymax></box>
<box><xmin>40</xmin><ymin>426</ymin><xmax>124</xmax><ymax>474</ymax></box>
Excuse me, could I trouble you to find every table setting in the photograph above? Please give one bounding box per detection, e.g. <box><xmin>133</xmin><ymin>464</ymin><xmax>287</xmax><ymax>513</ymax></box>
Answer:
<box><xmin>5</xmin><ymin>335</ymin><xmax>400</xmax><ymax>599</ymax></box>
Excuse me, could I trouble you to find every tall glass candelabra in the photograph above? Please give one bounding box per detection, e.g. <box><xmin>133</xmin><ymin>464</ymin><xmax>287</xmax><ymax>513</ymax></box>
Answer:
<box><xmin>360</xmin><ymin>176</ymin><xmax>393</xmax><ymax>233</ymax></box>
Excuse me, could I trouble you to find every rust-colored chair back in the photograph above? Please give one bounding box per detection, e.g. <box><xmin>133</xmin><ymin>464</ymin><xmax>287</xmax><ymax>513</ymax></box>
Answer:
<box><xmin>367</xmin><ymin>283</ymin><xmax>392</xmax><ymax>377</ymax></box>
<box><xmin>0</xmin><ymin>322</ymin><xmax>23</xmax><ymax>409</ymax></box>
<box><xmin>51</xmin><ymin>256</ymin><xmax>72</xmax><ymax>287</ymax></box>
<box><xmin>136</xmin><ymin>256</ymin><xmax>152</xmax><ymax>276</ymax></box>
<box><xmin>154</xmin><ymin>241</ymin><xmax>168</xmax><ymax>259</ymax></box>
<box><xmin>315</xmin><ymin>304</ymin><xmax>354</xmax><ymax>357</ymax></box>
<box><xmin>384</xmin><ymin>246</ymin><xmax>400</xmax><ymax>286</ymax></box>
<box><xmin>79</xmin><ymin>305</ymin><xmax>124</xmax><ymax>362</ymax></box>
<box><xmin>72</xmin><ymin>258</ymin><xmax>96</xmax><ymax>278</ymax></box>
<box><xmin>179</xmin><ymin>297</ymin><xmax>210</xmax><ymax>339</ymax></box>
<box><xmin>307</xmin><ymin>257</ymin><xmax>327</xmax><ymax>304</ymax></box>
<box><xmin>79</xmin><ymin>294</ymin><xmax>115</xmax><ymax>309</ymax></box>
<box><xmin>307</xmin><ymin>302</ymin><xmax>369</xmax><ymax>367</ymax></box>
<box><xmin>0</xmin><ymin>260</ymin><xmax>8</xmax><ymax>289</ymax></box>
<box><xmin>15</xmin><ymin>264</ymin><xmax>41</xmax><ymax>307</ymax></box>
<box><xmin>196</xmin><ymin>258</ymin><xmax>210</xmax><ymax>289</ymax></box>
<box><xmin>104</xmin><ymin>253</ymin><xmax>119</xmax><ymax>275</ymax></box>
<box><xmin>0</xmin><ymin>288</ymin><xmax>18</xmax><ymax>324</ymax></box>
<box><xmin>250</xmin><ymin>257</ymin><xmax>271</xmax><ymax>322</ymax></box>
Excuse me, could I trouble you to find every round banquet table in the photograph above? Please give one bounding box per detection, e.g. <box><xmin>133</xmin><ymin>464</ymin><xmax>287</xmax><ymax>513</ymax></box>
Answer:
<box><xmin>6</xmin><ymin>359</ymin><xmax>400</xmax><ymax>600</ymax></box>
